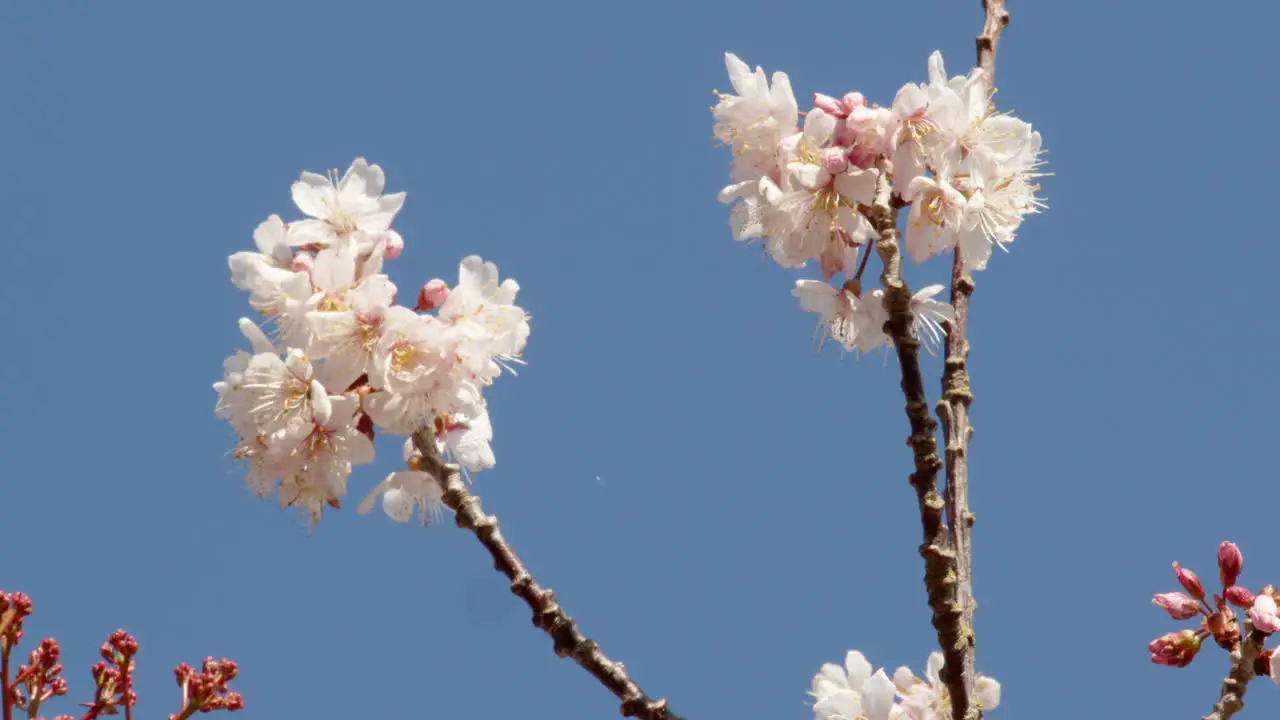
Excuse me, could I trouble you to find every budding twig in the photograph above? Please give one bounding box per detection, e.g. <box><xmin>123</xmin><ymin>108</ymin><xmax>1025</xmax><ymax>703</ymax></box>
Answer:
<box><xmin>868</xmin><ymin>166</ymin><xmax>972</xmax><ymax>719</ymax></box>
<box><xmin>410</xmin><ymin>429</ymin><xmax>682</xmax><ymax>720</ymax></box>
<box><xmin>2</xmin><ymin>642</ymin><xmax>11</xmax><ymax>720</ymax></box>
<box><xmin>931</xmin><ymin>3</ymin><xmax>1014</xmax><ymax>718</ymax></box>
<box><xmin>1202</xmin><ymin>618</ymin><xmax>1266</xmax><ymax>720</ymax></box>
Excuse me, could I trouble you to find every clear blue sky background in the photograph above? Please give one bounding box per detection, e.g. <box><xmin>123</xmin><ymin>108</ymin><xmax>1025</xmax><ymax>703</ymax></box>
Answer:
<box><xmin>2</xmin><ymin>1</ymin><xmax>1278</xmax><ymax>718</ymax></box>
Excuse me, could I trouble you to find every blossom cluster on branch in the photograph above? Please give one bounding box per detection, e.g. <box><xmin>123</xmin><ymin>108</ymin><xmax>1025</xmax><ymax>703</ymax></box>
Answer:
<box><xmin>1151</xmin><ymin>541</ymin><xmax>1280</xmax><ymax>681</ymax></box>
<box><xmin>0</xmin><ymin>588</ymin><xmax>241</xmax><ymax>720</ymax></box>
<box><xmin>713</xmin><ymin>50</ymin><xmax>1044</xmax><ymax>354</ymax></box>
<box><xmin>810</xmin><ymin>650</ymin><xmax>1000</xmax><ymax>720</ymax></box>
<box><xmin>214</xmin><ymin>159</ymin><xmax>530</xmax><ymax>527</ymax></box>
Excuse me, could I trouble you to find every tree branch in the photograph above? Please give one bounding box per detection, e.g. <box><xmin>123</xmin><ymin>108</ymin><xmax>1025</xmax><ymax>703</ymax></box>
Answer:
<box><xmin>931</xmin><ymin>3</ymin><xmax>1013</xmax><ymax>717</ymax></box>
<box><xmin>409</xmin><ymin>429</ymin><xmax>682</xmax><ymax>720</ymax></box>
<box><xmin>1203</xmin><ymin>619</ymin><xmax>1266</xmax><ymax>720</ymax></box>
<box><xmin>976</xmin><ymin>0</ymin><xmax>1010</xmax><ymax>83</ymax></box>
<box><xmin>867</xmin><ymin>170</ymin><xmax>970</xmax><ymax>718</ymax></box>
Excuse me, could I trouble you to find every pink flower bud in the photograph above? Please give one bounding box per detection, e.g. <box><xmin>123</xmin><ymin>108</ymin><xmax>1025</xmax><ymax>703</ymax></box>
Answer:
<box><xmin>1219</xmin><ymin>542</ymin><xmax>1243</xmax><ymax>587</ymax></box>
<box><xmin>1251</xmin><ymin>594</ymin><xmax>1280</xmax><ymax>634</ymax></box>
<box><xmin>415</xmin><ymin>279</ymin><xmax>450</xmax><ymax>311</ymax></box>
<box><xmin>847</xmin><ymin>143</ymin><xmax>879</xmax><ymax>170</ymax></box>
<box><xmin>812</xmin><ymin>93</ymin><xmax>848</xmax><ymax>118</ymax></box>
<box><xmin>821</xmin><ymin>147</ymin><xmax>849</xmax><ymax>175</ymax></box>
<box><xmin>1152</xmin><ymin>592</ymin><xmax>1200</xmax><ymax>620</ymax></box>
<box><xmin>291</xmin><ymin>253</ymin><xmax>315</xmax><ymax>273</ymax></box>
<box><xmin>1149</xmin><ymin>629</ymin><xmax>1202</xmax><ymax>668</ymax></box>
<box><xmin>1226</xmin><ymin>585</ymin><xmax>1255</xmax><ymax>608</ymax></box>
<box><xmin>842</xmin><ymin>92</ymin><xmax>866</xmax><ymax>109</ymax></box>
<box><xmin>1173</xmin><ymin>562</ymin><xmax>1205</xmax><ymax>599</ymax></box>
<box><xmin>383</xmin><ymin>231</ymin><xmax>404</xmax><ymax>260</ymax></box>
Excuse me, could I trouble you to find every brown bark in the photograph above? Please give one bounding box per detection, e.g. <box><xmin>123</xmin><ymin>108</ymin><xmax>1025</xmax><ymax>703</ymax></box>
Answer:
<box><xmin>868</xmin><ymin>169</ymin><xmax>970</xmax><ymax>718</ymax></box>
<box><xmin>409</xmin><ymin>430</ymin><xmax>682</xmax><ymax>720</ymax></box>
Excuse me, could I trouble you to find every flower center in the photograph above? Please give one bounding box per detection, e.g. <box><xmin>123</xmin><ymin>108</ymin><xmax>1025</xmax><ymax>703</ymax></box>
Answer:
<box><xmin>923</xmin><ymin>193</ymin><xmax>946</xmax><ymax>226</ymax></box>
<box><xmin>329</xmin><ymin>208</ymin><xmax>357</xmax><ymax>234</ymax></box>
<box><xmin>391</xmin><ymin>340</ymin><xmax>424</xmax><ymax>373</ymax></box>
<box><xmin>356</xmin><ymin>315</ymin><xmax>381</xmax><ymax>351</ymax></box>
<box><xmin>317</xmin><ymin>293</ymin><xmax>347</xmax><ymax>313</ymax></box>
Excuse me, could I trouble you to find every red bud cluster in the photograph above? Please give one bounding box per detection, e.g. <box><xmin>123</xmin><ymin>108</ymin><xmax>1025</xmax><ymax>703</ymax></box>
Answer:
<box><xmin>11</xmin><ymin>637</ymin><xmax>69</xmax><ymax>716</ymax></box>
<box><xmin>1</xmin><ymin>587</ymin><xmax>245</xmax><ymax>720</ymax></box>
<box><xmin>170</xmin><ymin>658</ymin><xmax>244</xmax><ymax>719</ymax></box>
<box><xmin>1149</xmin><ymin>541</ymin><xmax>1279</xmax><ymax>668</ymax></box>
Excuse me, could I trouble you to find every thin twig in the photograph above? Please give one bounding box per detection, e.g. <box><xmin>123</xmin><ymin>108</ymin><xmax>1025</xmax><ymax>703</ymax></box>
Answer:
<box><xmin>2</xmin><ymin>635</ymin><xmax>11</xmax><ymax>720</ymax></box>
<box><xmin>1203</xmin><ymin>619</ymin><xmax>1266</xmax><ymax>720</ymax></box>
<box><xmin>409</xmin><ymin>430</ymin><xmax>683</xmax><ymax>720</ymax></box>
<box><xmin>933</xmin><ymin>3</ymin><xmax>1013</xmax><ymax>718</ymax></box>
<box><xmin>868</xmin><ymin>168</ymin><xmax>969</xmax><ymax>717</ymax></box>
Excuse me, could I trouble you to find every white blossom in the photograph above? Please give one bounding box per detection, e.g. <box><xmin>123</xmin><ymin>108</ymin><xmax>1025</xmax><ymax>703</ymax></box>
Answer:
<box><xmin>810</xmin><ymin>651</ymin><xmax>904</xmax><ymax>720</ymax></box>
<box><xmin>358</xmin><ymin>439</ymin><xmax>445</xmax><ymax>525</ymax></box>
<box><xmin>290</xmin><ymin>158</ymin><xmax>405</xmax><ymax>246</ymax></box>
<box><xmin>438</xmin><ymin>256</ymin><xmax>530</xmax><ymax>383</ymax></box>
<box><xmin>273</xmin><ymin>394</ymin><xmax>374</xmax><ymax>527</ymax></box>
<box><xmin>894</xmin><ymin>652</ymin><xmax>1001</xmax><ymax>720</ymax></box>
<box><xmin>714</xmin><ymin>53</ymin><xmax>799</xmax><ymax>182</ymax></box>
<box><xmin>794</xmin><ymin>281</ymin><xmax>953</xmax><ymax>355</ymax></box>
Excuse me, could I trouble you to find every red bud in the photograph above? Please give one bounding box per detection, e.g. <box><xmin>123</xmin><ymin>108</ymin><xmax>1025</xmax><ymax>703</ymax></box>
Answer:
<box><xmin>1152</xmin><ymin>592</ymin><xmax>1200</xmax><ymax>620</ymax></box>
<box><xmin>1149</xmin><ymin>629</ymin><xmax>1202</xmax><ymax>667</ymax></box>
<box><xmin>1219</xmin><ymin>542</ymin><xmax>1244</xmax><ymax>588</ymax></box>
<box><xmin>1226</xmin><ymin>585</ymin><xmax>1255</xmax><ymax>608</ymax></box>
<box><xmin>1174</xmin><ymin>563</ymin><xmax>1205</xmax><ymax>599</ymax></box>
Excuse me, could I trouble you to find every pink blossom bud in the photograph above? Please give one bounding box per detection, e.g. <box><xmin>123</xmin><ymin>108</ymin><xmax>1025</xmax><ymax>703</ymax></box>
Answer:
<box><xmin>1251</xmin><ymin>594</ymin><xmax>1280</xmax><ymax>634</ymax></box>
<box><xmin>1173</xmin><ymin>562</ymin><xmax>1205</xmax><ymax>599</ymax></box>
<box><xmin>1226</xmin><ymin>585</ymin><xmax>1255</xmax><ymax>608</ymax></box>
<box><xmin>383</xmin><ymin>231</ymin><xmax>404</xmax><ymax>260</ymax></box>
<box><xmin>812</xmin><ymin>94</ymin><xmax>848</xmax><ymax>118</ymax></box>
<box><xmin>842</xmin><ymin>92</ymin><xmax>866</xmax><ymax>109</ymax></box>
<box><xmin>821</xmin><ymin>147</ymin><xmax>849</xmax><ymax>175</ymax></box>
<box><xmin>416</xmin><ymin>279</ymin><xmax>450</xmax><ymax>311</ymax></box>
<box><xmin>847</xmin><ymin>143</ymin><xmax>879</xmax><ymax>170</ymax></box>
<box><xmin>1152</xmin><ymin>592</ymin><xmax>1200</xmax><ymax>620</ymax></box>
<box><xmin>291</xmin><ymin>253</ymin><xmax>315</xmax><ymax>273</ymax></box>
<box><xmin>1219</xmin><ymin>542</ymin><xmax>1243</xmax><ymax>587</ymax></box>
<box><xmin>1149</xmin><ymin>629</ymin><xmax>1202</xmax><ymax>668</ymax></box>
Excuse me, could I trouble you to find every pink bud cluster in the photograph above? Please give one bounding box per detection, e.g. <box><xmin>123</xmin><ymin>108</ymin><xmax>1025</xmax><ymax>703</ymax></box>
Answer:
<box><xmin>1</xmin><ymin>588</ymin><xmax>244</xmax><ymax>720</ymax></box>
<box><xmin>1149</xmin><ymin>542</ymin><xmax>1280</xmax><ymax>683</ymax></box>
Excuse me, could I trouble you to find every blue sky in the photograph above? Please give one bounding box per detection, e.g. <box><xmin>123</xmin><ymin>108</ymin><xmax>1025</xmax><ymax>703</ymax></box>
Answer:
<box><xmin>2</xmin><ymin>1</ymin><xmax>1279</xmax><ymax>718</ymax></box>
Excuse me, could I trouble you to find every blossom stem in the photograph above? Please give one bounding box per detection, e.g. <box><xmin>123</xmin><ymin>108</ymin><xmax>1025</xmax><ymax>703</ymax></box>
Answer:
<box><xmin>868</xmin><ymin>163</ymin><xmax>973</xmax><ymax>719</ymax></box>
<box><xmin>121</xmin><ymin>662</ymin><xmax>132</xmax><ymax>720</ymax></box>
<box><xmin>852</xmin><ymin>234</ymin><xmax>874</xmax><ymax>283</ymax></box>
<box><xmin>1202</xmin><ymin>618</ymin><xmax>1265</xmax><ymax>720</ymax></box>
<box><xmin>2</xmin><ymin>636</ymin><xmax>11</xmax><ymax>720</ymax></box>
<box><xmin>409</xmin><ymin>429</ymin><xmax>684</xmax><ymax>720</ymax></box>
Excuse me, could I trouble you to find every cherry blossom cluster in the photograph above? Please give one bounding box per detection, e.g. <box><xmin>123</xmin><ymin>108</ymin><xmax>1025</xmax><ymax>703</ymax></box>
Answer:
<box><xmin>713</xmin><ymin>51</ymin><xmax>1044</xmax><ymax>354</ymax></box>
<box><xmin>1150</xmin><ymin>541</ymin><xmax>1280</xmax><ymax>685</ymax></box>
<box><xmin>215</xmin><ymin>159</ymin><xmax>530</xmax><ymax>526</ymax></box>
<box><xmin>809</xmin><ymin>650</ymin><xmax>1000</xmax><ymax>720</ymax></box>
<box><xmin>0</xmin><ymin>588</ymin><xmax>241</xmax><ymax>720</ymax></box>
